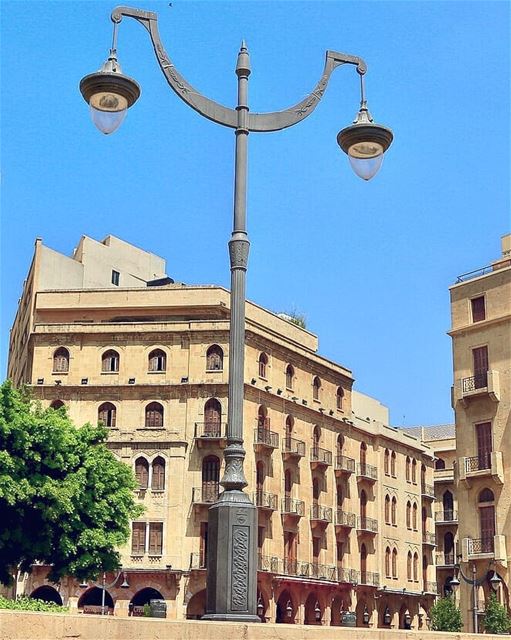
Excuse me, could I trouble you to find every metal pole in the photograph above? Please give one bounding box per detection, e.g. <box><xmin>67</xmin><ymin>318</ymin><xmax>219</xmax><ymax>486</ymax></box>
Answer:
<box><xmin>101</xmin><ymin>572</ymin><xmax>106</xmax><ymax>615</ymax></box>
<box><xmin>472</xmin><ymin>564</ymin><xmax>478</xmax><ymax>633</ymax></box>
<box><xmin>203</xmin><ymin>42</ymin><xmax>259</xmax><ymax>623</ymax></box>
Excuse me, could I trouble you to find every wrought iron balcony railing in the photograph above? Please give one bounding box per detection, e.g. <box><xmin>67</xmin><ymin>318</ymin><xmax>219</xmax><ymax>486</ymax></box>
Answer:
<box><xmin>310</xmin><ymin>504</ymin><xmax>333</xmax><ymax>523</ymax></box>
<box><xmin>464</xmin><ymin>454</ymin><xmax>491</xmax><ymax>473</ymax></box>
<box><xmin>335</xmin><ymin>509</ymin><xmax>356</xmax><ymax>529</ymax></box>
<box><xmin>337</xmin><ymin>567</ymin><xmax>360</xmax><ymax>584</ymax></box>
<box><xmin>194</xmin><ymin>421</ymin><xmax>227</xmax><ymax>438</ymax></box>
<box><xmin>280</xmin><ymin>558</ymin><xmax>311</xmax><ymax>578</ymax></box>
<box><xmin>468</xmin><ymin>537</ymin><xmax>494</xmax><ymax>555</ymax></box>
<box><xmin>281</xmin><ymin>497</ymin><xmax>305</xmax><ymax>517</ymax></box>
<box><xmin>257</xmin><ymin>554</ymin><xmax>279</xmax><ymax>573</ymax></box>
<box><xmin>436</xmin><ymin>551</ymin><xmax>455</xmax><ymax>566</ymax></box>
<box><xmin>421</xmin><ymin>482</ymin><xmax>435</xmax><ymax>498</ymax></box>
<box><xmin>254</xmin><ymin>427</ymin><xmax>279</xmax><ymax>449</ymax></box>
<box><xmin>310</xmin><ymin>563</ymin><xmax>336</xmax><ymax>581</ymax></box>
<box><xmin>335</xmin><ymin>454</ymin><xmax>356</xmax><ymax>474</ymax></box>
<box><xmin>359</xmin><ymin>570</ymin><xmax>380</xmax><ymax>586</ymax></box>
<box><xmin>357</xmin><ymin>516</ymin><xmax>378</xmax><ymax>533</ymax></box>
<box><xmin>357</xmin><ymin>462</ymin><xmax>378</xmax><ymax>480</ymax></box>
<box><xmin>310</xmin><ymin>446</ymin><xmax>332</xmax><ymax>466</ymax></box>
<box><xmin>190</xmin><ymin>552</ymin><xmax>206</xmax><ymax>570</ymax></box>
<box><xmin>282</xmin><ymin>436</ymin><xmax>305</xmax><ymax>457</ymax></box>
<box><xmin>423</xmin><ymin>531</ymin><xmax>437</xmax><ymax>545</ymax></box>
<box><xmin>192</xmin><ymin>485</ymin><xmax>219</xmax><ymax>504</ymax></box>
<box><xmin>462</xmin><ymin>372</ymin><xmax>488</xmax><ymax>392</ymax></box>
<box><xmin>435</xmin><ymin>510</ymin><xmax>458</xmax><ymax>523</ymax></box>
<box><xmin>253</xmin><ymin>490</ymin><xmax>278</xmax><ymax>511</ymax></box>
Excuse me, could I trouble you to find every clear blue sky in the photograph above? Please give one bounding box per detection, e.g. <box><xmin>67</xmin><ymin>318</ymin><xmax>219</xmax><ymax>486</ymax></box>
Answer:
<box><xmin>1</xmin><ymin>1</ymin><xmax>509</xmax><ymax>426</ymax></box>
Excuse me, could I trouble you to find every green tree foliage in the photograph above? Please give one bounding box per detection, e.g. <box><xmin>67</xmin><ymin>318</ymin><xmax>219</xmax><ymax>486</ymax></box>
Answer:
<box><xmin>0</xmin><ymin>381</ymin><xmax>143</xmax><ymax>585</ymax></box>
<box><xmin>430</xmin><ymin>596</ymin><xmax>463</xmax><ymax>632</ymax></box>
<box><xmin>0</xmin><ymin>595</ymin><xmax>68</xmax><ymax>613</ymax></box>
<box><xmin>484</xmin><ymin>593</ymin><xmax>511</xmax><ymax>634</ymax></box>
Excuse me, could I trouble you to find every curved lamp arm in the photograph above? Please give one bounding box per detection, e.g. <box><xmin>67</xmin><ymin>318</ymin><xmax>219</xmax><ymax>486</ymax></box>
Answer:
<box><xmin>110</xmin><ymin>6</ymin><xmax>367</xmax><ymax>132</ymax></box>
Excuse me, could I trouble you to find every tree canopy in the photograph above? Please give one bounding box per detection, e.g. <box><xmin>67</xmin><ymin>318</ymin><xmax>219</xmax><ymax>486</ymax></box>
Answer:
<box><xmin>484</xmin><ymin>593</ymin><xmax>511</xmax><ymax>634</ymax></box>
<box><xmin>0</xmin><ymin>381</ymin><xmax>142</xmax><ymax>585</ymax></box>
<box><xmin>430</xmin><ymin>595</ymin><xmax>463</xmax><ymax>632</ymax></box>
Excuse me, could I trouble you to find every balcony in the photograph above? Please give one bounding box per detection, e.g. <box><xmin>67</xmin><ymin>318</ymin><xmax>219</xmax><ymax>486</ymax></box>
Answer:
<box><xmin>459</xmin><ymin>451</ymin><xmax>504</xmax><ymax>486</ymax></box>
<box><xmin>281</xmin><ymin>497</ymin><xmax>305</xmax><ymax>518</ymax></box>
<box><xmin>335</xmin><ymin>454</ymin><xmax>356</xmax><ymax>476</ymax></box>
<box><xmin>190</xmin><ymin>552</ymin><xmax>206</xmax><ymax>570</ymax></box>
<box><xmin>282</xmin><ymin>436</ymin><xmax>305</xmax><ymax>460</ymax></box>
<box><xmin>194</xmin><ymin>422</ymin><xmax>227</xmax><ymax>448</ymax></box>
<box><xmin>253</xmin><ymin>426</ymin><xmax>279</xmax><ymax>452</ymax></box>
<box><xmin>454</xmin><ymin>370</ymin><xmax>500</xmax><ymax>405</ymax></box>
<box><xmin>279</xmin><ymin>558</ymin><xmax>312</xmax><ymax>578</ymax></box>
<box><xmin>421</xmin><ymin>482</ymin><xmax>435</xmax><ymax>499</ymax></box>
<box><xmin>310</xmin><ymin>563</ymin><xmax>337</xmax><ymax>581</ymax></box>
<box><xmin>337</xmin><ymin>567</ymin><xmax>359</xmax><ymax>585</ymax></box>
<box><xmin>423</xmin><ymin>581</ymin><xmax>438</xmax><ymax>595</ymax></box>
<box><xmin>310</xmin><ymin>446</ymin><xmax>332</xmax><ymax>469</ymax></box>
<box><xmin>335</xmin><ymin>509</ymin><xmax>356</xmax><ymax>531</ymax></box>
<box><xmin>257</xmin><ymin>554</ymin><xmax>279</xmax><ymax>573</ymax></box>
<box><xmin>462</xmin><ymin>535</ymin><xmax>507</xmax><ymax>563</ymax></box>
<box><xmin>435</xmin><ymin>551</ymin><xmax>455</xmax><ymax>567</ymax></box>
<box><xmin>359</xmin><ymin>571</ymin><xmax>380</xmax><ymax>587</ymax></box>
<box><xmin>192</xmin><ymin>485</ymin><xmax>219</xmax><ymax>506</ymax></box>
<box><xmin>310</xmin><ymin>504</ymin><xmax>332</xmax><ymax>526</ymax></box>
<box><xmin>253</xmin><ymin>490</ymin><xmax>278</xmax><ymax>512</ymax></box>
<box><xmin>435</xmin><ymin>510</ymin><xmax>458</xmax><ymax>524</ymax></box>
<box><xmin>423</xmin><ymin>531</ymin><xmax>437</xmax><ymax>546</ymax></box>
<box><xmin>356</xmin><ymin>462</ymin><xmax>377</xmax><ymax>482</ymax></box>
<box><xmin>356</xmin><ymin>516</ymin><xmax>378</xmax><ymax>534</ymax></box>
<box><xmin>434</xmin><ymin>467</ymin><xmax>455</xmax><ymax>483</ymax></box>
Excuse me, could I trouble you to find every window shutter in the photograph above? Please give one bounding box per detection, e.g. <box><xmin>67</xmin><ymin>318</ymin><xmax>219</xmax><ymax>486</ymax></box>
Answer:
<box><xmin>149</xmin><ymin>523</ymin><xmax>163</xmax><ymax>555</ymax></box>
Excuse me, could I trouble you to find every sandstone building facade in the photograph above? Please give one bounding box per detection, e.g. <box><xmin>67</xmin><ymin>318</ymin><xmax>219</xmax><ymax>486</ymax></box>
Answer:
<box><xmin>8</xmin><ymin>235</ymin><xmax>437</xmax><ymax>626</ymax></box>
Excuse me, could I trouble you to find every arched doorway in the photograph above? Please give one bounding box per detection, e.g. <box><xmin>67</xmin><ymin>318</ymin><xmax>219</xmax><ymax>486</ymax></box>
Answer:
<box><xmin>30</xmin><ymin>585</ymin><xmax>62</xmax><ymax>606</ymax></box>
<box><xmin>276</xmin><ymin>589</ymin><xmax>295</xmax><ymax>624</ymax></box>
<box><xmin>331</xmin><ymin>595</ymin><xmax>348</xmax><ymax>626</ymax></box>
<box><xmin>77</xmin><ymin>586</ymin><xmax>114</xmax><ymax>615</ymax></box>
<box><xmin>186</xmin><ymin>589</ymin><xmax>206</xmax><ymax>619</ymax></box>
<box><xmin>304</xmin><ymin>592</ymin><xmax>322</xmax><ymax>625</ymax></box>
<box><xmin>129</xmin><ymin>587</ymin><xmax>164</xmax><ymax>617</ymax></box>
<box><xmin>204</xmin><ymin>398</ymin><xmax>221</xmax><ymax>436</ymax></box>
<box><xmin>443</xmin><ymin>490</ymin><xmax>454</xmax><ymax>520</ymax></box>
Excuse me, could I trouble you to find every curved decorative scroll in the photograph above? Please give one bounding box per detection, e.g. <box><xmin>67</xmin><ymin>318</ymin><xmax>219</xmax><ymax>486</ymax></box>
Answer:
<box><xmin>110</xmin><ymin>6</ymin><xmax>367</xmax><ymax>133</ymax></box>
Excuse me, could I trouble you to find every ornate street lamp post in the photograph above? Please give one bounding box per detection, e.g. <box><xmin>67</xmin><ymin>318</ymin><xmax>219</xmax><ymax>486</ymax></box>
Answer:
<box><xmin>80</xmin><ymin>6</ymin><xmax>393</xmax><ymax>622</ymax></box>
<box><xmin>450</xmin><ymin>562</ymin><xmax>502</xmax><ymax>633</ymax></box>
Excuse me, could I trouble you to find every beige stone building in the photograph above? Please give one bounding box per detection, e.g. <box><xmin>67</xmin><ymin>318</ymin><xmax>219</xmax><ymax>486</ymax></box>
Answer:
<box><xmin>8</xmin><ymin>235</ymin><xmax>437</xmax><ymax>627</ymax></box>
<box><xmin>448</xmin><ymin>234</ymin><xmax>511</xmax><ymax>631</ymax></box>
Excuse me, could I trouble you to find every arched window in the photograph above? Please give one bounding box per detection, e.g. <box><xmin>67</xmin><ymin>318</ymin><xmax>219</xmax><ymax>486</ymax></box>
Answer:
<box><xmin>202</xmin><ymin>456</ymin><xmax>220</xmax><ymax>502</ymax></box>
<box><xmin>285</xmin><ymin>415</ymin><xmax>293</xmax><ymax>449</ymax></box>
<box><xmin>407</xmin><ymin>552</ymin><xmax>412</xmax><ymax>580</ymax></box>
<box><xmin>406</xmin><ymin>501</ymin><xmax>411</xmax><ymax>529</ymax></box>
<box><xmin>435</xmin><ymin>458</ymin><xmax>446</xmax><ymax>470</ymax></box>
<box><xmin>411</xmin><ymin>459</ymin><xmax>417</xmax><ymax>484</ymax></box>
<box><xmin>422</xmin><ymin>506</ymin><xmax>427</xmax><ymax>535</ymax></box>
<box><xmin>206</xmin><ymin>345</ymin><xmax>223</xmax><ymax>371</ymax></box>
<box><xmin>478</xmin><ymin>488</ymin><xmax>495</xmax><ymax>552</ymax></box>
<box><xmin>443</xmin><ymin>490</ymin><xmax>454</xmax><ymax>520</ymax></box>
<box><xmin>385</xmin><ymin>547</ymin><xmax>391</xmax><ymax>577</ymax></box>
<box><xmin>413</xmin><ymin>553</ymin><xmax>419</xmax><ymax>581</ymax></box>
<box><xmin>444</xmin><ymin>532</ymin><xmax>454</xmax><ymax>564</ymax></box>
<box><xmin>258</xmin><ymin>353</ymin><xmax>268</xmax><ymax>378</ymax></box>
<box><xmin>145</xmin><ymin>402</ymin><xmax>164</xmax><ymax>428</ymax></box>
<box><xmin>50</xmin><ymin>400</ymin><xmax>64</xmax><ymax>410</ymax></box>
<box><xmin>53</xmin><ymin>347</ymin><xmax>69</xmax><ymax>373</ymax></box>
<box><xmin>151</xmin><ymin>457</ymin><xmax>165</xmax><ymax>491</ymax></box>
<box><xmin>391</xmin><ymin>451</ymin><xmax>396</xmax><ymax>477</ymax></box>
<box><xmin>360</xmin><ymin>441</ymin><xmax>367</xmax><ymax>466</ymax></box>
<box><xmin>312</xmin><ymin>376</ymin><xmax>321</xmax><ymax>401</ymax></box>
<box><xmin>392</xmin><ymin>548</ymin><xmax>398</xmax><ymax>578</ymax></box>
<box><xmin>257</xmin><ymin>405</ymin><xmax>269</xmax><ymax>429</ymax></box>
<box><xmin>360</xmin><ymin>489</ymin><xmax>367</xmax><ymax>519</ymax></box>
<box><xmin>313</xmin><ymin>425</ymin><xmax>321</xmax><ymax>456</ymax></box>
<box><xmin>405</xmin><ymin>456</ymin><xmax>411</xmax><ymax>482</ymax></box>
<box><xmin>102</xmin><ymin>349</ymin><xmax>119</xmax><ymax>372</ymax></box>
<box><xmin>285</xmin><ymin>364</ymin><xmax>294</xmax><ymax>389</ymax></box>
<box><xmin>412</xmin><ymin>503</ymin><xmax>418</xmax><ymax>530</ymax></box>
<box><xmin>385</xmin><ymin>495</ymin><xmax>390</xmax><ymax>524</ymax></box>
<box><xmin>336</xmin><ymin>387</ymin><xmax>344</xmax><ymax>410</ymax></box>
<box><xmin>391</xmin><ymin>497</ymin><xmax>397</xmax><ymax>525</ymax></box>
<box><xmin>148</xmin><ymin>349</ymin><xmax>166</xmax><ymax>372</ymax></box>
<box><xmin>204</xmin><ymin>398</ymin><xmax>222</xmax><ymax>436</ymax></box>
<box><xmin>98</xmin><ymin>402</ymin><xmax>116</xmax><ymax>427</ymax></box>
<box><xmin>135</xmin><ymin>457</ymin><xmax>149</xmax><ymax>489</ymax></box>
<box><xmin>337</xmin><ymin>434</ymin><xmax>344</xmax><ymax>456</ymax></box>
<box><xmin>384</xmin><ymin>449</ymin><xmax>390</xmax><ymax>475</ymax></box>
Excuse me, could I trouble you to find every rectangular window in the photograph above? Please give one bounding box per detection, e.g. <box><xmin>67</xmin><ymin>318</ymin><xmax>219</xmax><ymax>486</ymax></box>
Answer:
<box><xmin>476</xmin><ymin>422</ymin><xmax>492</xmax><ymax>470</ymax></box>
<box><xmin>472</xmin><ymin>346</ymin><xmax>489</xmax><ymax>388</ymax></box>
<box><xmin>471</xmin><ymin>296</ymin><xmax>485</xmax><ymax>322</ymax></box>
<box><xmin>111</xmin><ymin>270</ymin><xmax>120</xmax><ymax>286</ymax></box>
<box><xmin>148</xmin><ymin>522</ymin><xmax>163</xmax><ymax>555</ymax></box>
<box><xmin>131</xmin><ymin>522</ymin><xmax>146</xmax><ymax>555</ymax></box>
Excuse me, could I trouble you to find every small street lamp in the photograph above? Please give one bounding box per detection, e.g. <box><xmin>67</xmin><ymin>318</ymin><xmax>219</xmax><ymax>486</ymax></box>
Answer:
<box><xmin>286</xmin><ymin>600</ymin><xmax>293</xmax><ymax>620</ymax></box>
<box><xmin>314</xmin><ymin>601</ymin><xmax>322</xmax><ymax>622</ymax></box>
<box><xmin>80</xmin><ymin>5</ymin><xmax>393</xmax><ymax>622</ymax></box>
<box><xmin>363</xmin><ymin>607</ymin><xmax>370</xmax><ymax>625</ymax></box>
<box><xmin>450</xmin><ymin>561</ymin><xmax>501</xmax><ymax>633</ymax></box>
<box><xmin>79</xmin><ymin>570</ymin><xmax>129</xmax><ymax>616</ymax></box>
